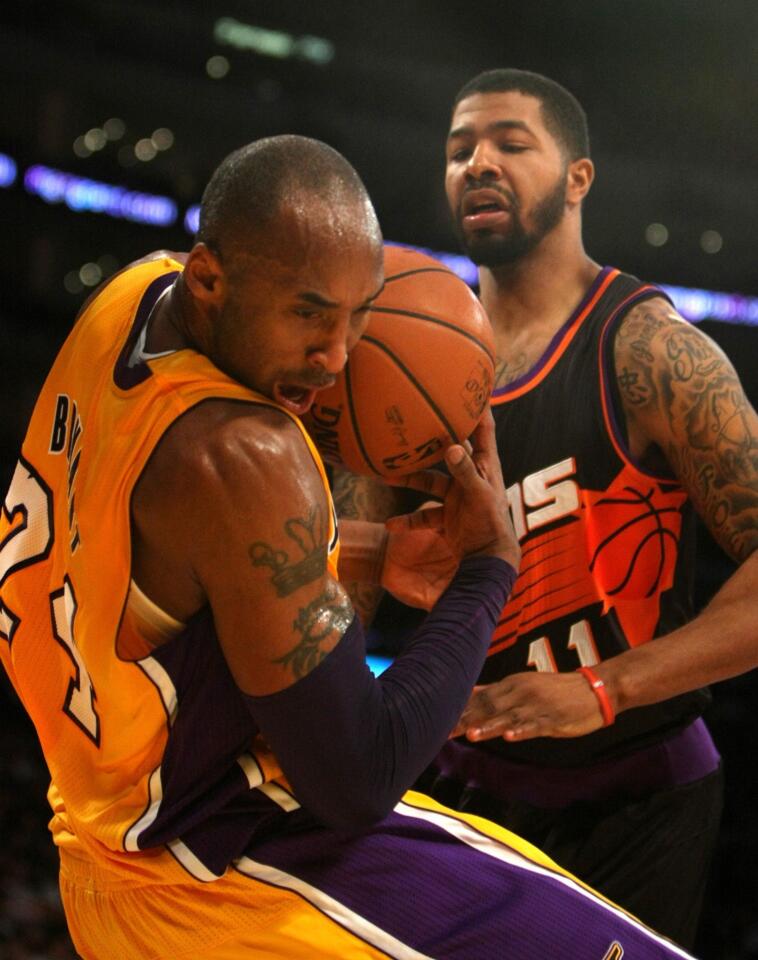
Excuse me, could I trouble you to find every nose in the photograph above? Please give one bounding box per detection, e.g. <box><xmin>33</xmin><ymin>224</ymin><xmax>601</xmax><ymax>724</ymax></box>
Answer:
<box><xmin>306</xmin><ymin>316</ymin><xmax>355</xmax><ymax>375</ymax></box>
<box><xmin>465</xmin><ymin>141</ymin><xmax>502</xmax><ymax>181</ymax></box>
<box><xmin>307</xmin><ymin>340</ymin><xmax>347</xmax><ymax>375</ymax></box>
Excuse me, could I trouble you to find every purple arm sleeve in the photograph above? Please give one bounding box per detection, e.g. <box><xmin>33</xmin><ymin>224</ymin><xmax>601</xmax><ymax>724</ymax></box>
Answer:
<box><xmin>243</xmin><ymin>554</ymin><xmax>516</xmax><ymax>834</ymax></box>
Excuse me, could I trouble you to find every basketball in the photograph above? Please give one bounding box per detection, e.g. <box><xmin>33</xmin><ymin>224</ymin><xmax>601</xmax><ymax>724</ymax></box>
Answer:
<box><xmin>304</xmin><ymin>244</ymin><xmax>494</xmax><ymax>477</ymax></box>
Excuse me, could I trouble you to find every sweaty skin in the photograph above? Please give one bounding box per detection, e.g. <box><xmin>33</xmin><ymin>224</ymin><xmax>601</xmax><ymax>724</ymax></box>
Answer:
<box><xmin>130</xmin><ymin>210</ymin><xmax>518</xmax><ymax>701</ymax></box>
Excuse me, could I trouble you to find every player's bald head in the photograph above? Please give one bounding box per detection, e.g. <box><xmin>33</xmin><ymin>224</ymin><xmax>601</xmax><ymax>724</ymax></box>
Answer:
<box><xmin>197</xmin><ymin>135</ymin><xmax>381</xmax><ymax>271</ymax></box>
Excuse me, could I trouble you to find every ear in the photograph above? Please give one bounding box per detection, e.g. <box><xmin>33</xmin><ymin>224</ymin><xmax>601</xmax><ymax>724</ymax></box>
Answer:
<box><xmin>566</xmin><ymin>158</ymin><xmax>594</xmax><ymax>207</ymax></box>
<box><xmin>182</xmin><ymin>243</ymin><xmax>226</xmax><ymax>308</ymax></box>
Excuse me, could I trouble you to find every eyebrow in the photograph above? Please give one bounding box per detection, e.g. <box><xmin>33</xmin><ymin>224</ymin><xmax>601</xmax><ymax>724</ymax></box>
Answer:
<box><xmin>297</xmin><ymin>282</ymin><xmax>385</xmax><ymax>310</ymax></box>
<box><xmin>297</xmin><ymin>291</ymin><xmax>339</xmax><ymax>308</ymax></box>
<box><xmin>447</xmin><ymin>119</ymin><xmax>533</xmax><ymax>141</ymax></box>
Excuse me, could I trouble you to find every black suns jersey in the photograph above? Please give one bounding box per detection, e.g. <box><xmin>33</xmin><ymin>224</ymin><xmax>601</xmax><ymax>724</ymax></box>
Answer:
<box><xmin>484</xmin><ymin>266</ymin><xmax>709</xmax><ymax>766</ymax></box>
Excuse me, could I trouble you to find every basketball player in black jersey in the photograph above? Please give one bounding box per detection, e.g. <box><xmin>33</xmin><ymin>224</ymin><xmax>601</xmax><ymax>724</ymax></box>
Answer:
<box><xmin>335</xmin><ymin>70</ymin><xmax>758</xmax><ymax>948</ymax></box>
<box><xmin>437</xmin><ymin>68</ymin><xmax>758</xmax><ymax>948</ymax></box>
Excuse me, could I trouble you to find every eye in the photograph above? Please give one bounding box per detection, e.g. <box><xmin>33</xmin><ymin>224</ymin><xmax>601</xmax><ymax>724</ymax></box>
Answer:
<box><xmin>448</xmin><ymin>147</ymin><xmax>472</xmax><ymax>163</ymax></box>
<box><xmin>351</xmin><ymin>306</ymin><xmax>371</xmax><ymax>325</ymax></box>
<box><xmin>499</xmin><ymin>143</ymin><xmax>528</xmax><ymax>154</ymax></box>
<box><xmin>294</xmin><ymin>307</ymin><xmax>323</xmax><ymax>321</ymax></box>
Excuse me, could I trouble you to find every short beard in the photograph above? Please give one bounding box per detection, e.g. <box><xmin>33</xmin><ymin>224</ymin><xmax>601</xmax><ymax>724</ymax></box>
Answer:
<box><xmin>456</xmin><ymin>173</ymin><xmax>568</xmax><ymax>267</ymax></box>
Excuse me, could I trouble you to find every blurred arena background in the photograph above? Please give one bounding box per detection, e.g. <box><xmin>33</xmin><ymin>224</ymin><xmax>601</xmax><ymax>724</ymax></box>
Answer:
<box><xmin>1</xmin><ymin>1</ymin><xmax>756</xmax><ymax>956</ymax></box>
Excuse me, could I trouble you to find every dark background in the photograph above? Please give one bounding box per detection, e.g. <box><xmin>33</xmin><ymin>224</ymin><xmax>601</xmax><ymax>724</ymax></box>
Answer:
<box><xmin>1</xmin><ymin>1</ymin><xmax>757</xmax><ymax>957</ymax></box>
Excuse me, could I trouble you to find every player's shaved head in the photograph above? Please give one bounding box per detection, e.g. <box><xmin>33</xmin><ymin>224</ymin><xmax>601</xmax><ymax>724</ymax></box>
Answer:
<box><xmin>197</xmin><ymin>135</ymin><xmax>381</xmax><ymax>271</ymax></box>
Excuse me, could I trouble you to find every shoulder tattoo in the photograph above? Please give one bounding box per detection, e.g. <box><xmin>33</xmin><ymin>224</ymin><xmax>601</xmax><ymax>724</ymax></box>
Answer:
<box><xmin>248</xmin><ymin>505</ymin><xmax>328</xmax><ymax>597</ymax></box>
<box><xmin>616</xmin><ymin>298</ymin><xmax>758</xmax><ymax>560</ymax></box>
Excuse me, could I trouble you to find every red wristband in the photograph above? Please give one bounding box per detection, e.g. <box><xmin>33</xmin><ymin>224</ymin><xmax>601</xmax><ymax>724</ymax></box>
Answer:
<box><xmin>577</xmin><ymin>666</ymin><xmax>615</xmax><ymax>727</ymax></box>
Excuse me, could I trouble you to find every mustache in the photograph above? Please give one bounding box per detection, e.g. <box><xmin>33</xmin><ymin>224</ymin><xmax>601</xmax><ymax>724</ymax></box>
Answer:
<box><xmin>291</xmin><ymin>370</ymin><xmax>337</xmax><ymax>389</ymax></box>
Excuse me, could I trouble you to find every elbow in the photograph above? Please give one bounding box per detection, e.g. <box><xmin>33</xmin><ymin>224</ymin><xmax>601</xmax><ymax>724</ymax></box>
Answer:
<box><xmin>306</xmin><ymin>785</ymin><xmax>399</xmax><ymax>837</ymax></box>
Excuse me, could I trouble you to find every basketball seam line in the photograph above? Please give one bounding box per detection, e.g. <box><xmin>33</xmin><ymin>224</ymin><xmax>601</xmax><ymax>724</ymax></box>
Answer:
<box><xmin>344</xmin><ymin>361</ymin><xmax>382</xmax><ymax>476</ymax></box>
<box><xmin>369</xmin><ymin>306</ymin><xmax>493</xmax><ymax>359</ymax></box>
<box><xmin>384</xmin><ymin>267</ymin><xmax>458</xmax><ymax>283</ymax></box>
<box><xmin>358</xmin><ymin>335</ymin><xmax>460</xmax><ymax>448</ymax></box>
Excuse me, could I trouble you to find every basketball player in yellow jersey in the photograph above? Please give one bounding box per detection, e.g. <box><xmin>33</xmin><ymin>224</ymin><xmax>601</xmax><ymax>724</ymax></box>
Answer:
<box><xmin>1</xmin><ymin>134</ymin><xmax>704</xmax><ymax>960</ymax></box>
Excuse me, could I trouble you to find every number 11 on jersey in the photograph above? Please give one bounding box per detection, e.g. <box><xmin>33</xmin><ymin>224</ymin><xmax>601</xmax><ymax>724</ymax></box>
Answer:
<box><xmin>527</xmin><ymin>619</ymin><xmax>600</xmax><ymax>672</ymax></box>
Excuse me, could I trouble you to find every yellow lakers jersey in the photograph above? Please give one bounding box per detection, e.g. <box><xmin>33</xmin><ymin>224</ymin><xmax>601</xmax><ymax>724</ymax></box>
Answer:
<box><xmin>0</xmin><ymin>255</ymin><xmax>339</xmax><ymax>880</ymax></box>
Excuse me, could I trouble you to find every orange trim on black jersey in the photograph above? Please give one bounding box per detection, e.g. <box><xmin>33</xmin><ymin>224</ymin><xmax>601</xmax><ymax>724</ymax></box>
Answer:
<box><xmin>491</xmin><ymin>268</ymin><xmax>620</xmax><ymax>405</ymax></box>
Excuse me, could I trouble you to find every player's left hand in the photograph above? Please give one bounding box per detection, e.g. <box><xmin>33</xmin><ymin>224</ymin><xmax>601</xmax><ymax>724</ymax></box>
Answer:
<box><xmin>381</xmin><ymin>504</ymin><xmax>458</xmax><ymax>609</ymax></box>
<box><xmin>451</xmin><ymin>671</ymin><xmax>610</xmax><ymax>742</ymax></box>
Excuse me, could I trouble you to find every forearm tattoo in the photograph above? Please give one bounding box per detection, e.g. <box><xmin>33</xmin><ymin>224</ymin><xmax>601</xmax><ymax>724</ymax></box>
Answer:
<box><xmin>274</xmin><ymin>582</ymin><xmax>353</xmax><ymax>678</ymax></box>
<box><xmin>616</xmin><ymin>299</ymin><xmax>758</xmax><ymax>560</ymax></box>
<box><xmin>330</xmin><ymin>468</ymin><xmax>393</xmax><ymax>626</ymax></box>
<box><xmin>248</xmin><ymin>505</ymin><xmax>327</xmax><ymax>597</ymax></box>
<box><xmin>343</xmin><ymin>580</ymin><xmax>383</xmax><ymax>628</ymax></box>
<box><xmin>331</xmin><ymin>467</ymin><xmax>399</xmax><ymax>521</ymax></box>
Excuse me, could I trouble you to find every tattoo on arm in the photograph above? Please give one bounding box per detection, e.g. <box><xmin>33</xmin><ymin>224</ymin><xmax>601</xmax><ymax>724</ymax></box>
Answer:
<box><xmin>248</xmin><ymin>505</ymin><xmax>327</xmax><ymax>597</ymax></box>
<box><xmin>331</xmin><ymin>468</ymin><xmax>399</xmax><ymax>521</ymax></box>
<box><xmin>331</xmin><ymin>468</ymin><xmax>401</xmax><ymax>627</ymax></box>
<box><xmin>617</xmin><ymin>298</ymin><xmax>758</xmax><ymax>560</ymax></box>
<box><xmin>274</xmin><ymin>582</ymin><xmax>353</xmax><ymax>678</ymax></box>
<box><xmin>617</xmin><ymin>366</ymin><xmax>651</xmax><ymax>406</ymax></box>
<box><xmin>615</xmin><ymin>307</ymin><xmax>666</xmax><ymax>407</ymax></box>
<box><xmin>248</xmin><ymin>505</ymin><xmax>354</xmax><ymax>679</ymax></box>
<box><xmin>345</xmin><ymin>581</ymin><xmax>383</xmax><ymax>629</ymax></box>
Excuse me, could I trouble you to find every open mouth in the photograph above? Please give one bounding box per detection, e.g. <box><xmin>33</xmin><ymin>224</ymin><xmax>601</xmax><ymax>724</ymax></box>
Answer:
<box><xmin>462</xmin><ymin>208</ymin><xmax>511</xmax><ymax>230</ymax></box>
<box><xmin>461</xmin><ymin>189</ymin><xmax>511</xmax><ymax>227</ymax></box>
<box><xmin>273</xmin><ymin>382</ymin><xmax>320</xmax><ymax>416</ymax></box>
<box><xmin>467</xmin><ymin>202</ymin><xmax>504</xmax><ymax>217</ymax></box>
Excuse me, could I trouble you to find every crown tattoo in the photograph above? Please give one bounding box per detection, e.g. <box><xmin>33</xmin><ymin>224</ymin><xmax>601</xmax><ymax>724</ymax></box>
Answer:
<box><xmin>249</xmin><ymin>505</ymin><xmax>328</xmax><ymax>597</ymax></box>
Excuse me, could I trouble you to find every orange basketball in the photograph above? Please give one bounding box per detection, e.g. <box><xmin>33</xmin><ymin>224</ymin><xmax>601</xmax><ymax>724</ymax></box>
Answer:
<box><xmin>304</xmin><ymin>244</ymin><xmax>494</xmax><ymax>477</ymax></box>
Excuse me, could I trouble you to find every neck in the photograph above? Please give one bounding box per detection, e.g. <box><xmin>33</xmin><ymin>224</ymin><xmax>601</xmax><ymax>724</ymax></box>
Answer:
<box><xmin>146</xmin><ymin>276</ymin><xmax>201</xmax><ymax>354</ymax></box>
<box><xmin>478</xmin><ymin>228</ymin><xmax>600</xmax><ymax>341</ymax></box>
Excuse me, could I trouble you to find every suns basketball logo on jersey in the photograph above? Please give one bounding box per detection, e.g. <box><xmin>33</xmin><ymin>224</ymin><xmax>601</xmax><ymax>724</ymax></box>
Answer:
<box><xmin>503</xmin><ymin>454</ymin><xmax>686</xmax><ymax>599</ymax></box>
<box><xmin>488</xmin><ymin>453</ymin><xmax>687</xmax><ymax>659</ymax></box>
<box><xmin>587</xmin><ymin>481</ymin><xmax>683</xmax><ymax>599</ymax></box>
<box><xmin>507</xmin><ymin>456</ymin><xmax>580</xmax><ymax>541</ymax></box>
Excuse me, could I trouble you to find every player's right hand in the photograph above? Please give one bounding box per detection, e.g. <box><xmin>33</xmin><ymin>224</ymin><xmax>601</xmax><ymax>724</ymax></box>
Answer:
<box><xmin>386</xmin><ymin>411</ymin><xmax>520</xmax><ymax>570</ymax></box>
<box><xmin>381</xmin><ymin>521</ymin><xmax>458</xmax><ymax>610</ymax></box>
<box><xmin>451</xmin><ymin>672</ymin><xmax>609</xmax><ymax>743</ymax></box>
